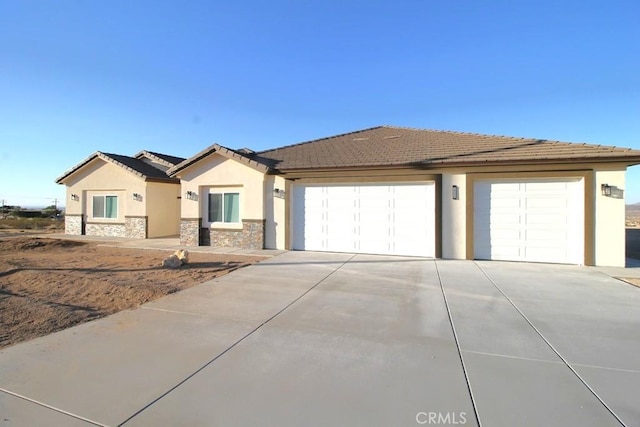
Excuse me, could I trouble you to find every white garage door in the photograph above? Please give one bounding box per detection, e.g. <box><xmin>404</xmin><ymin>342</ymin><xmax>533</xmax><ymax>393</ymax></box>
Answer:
<box><xmin>474</xmin><ymin>179</ymin><xmax>584</xmax><ymax>264</ymax></box>
<box><xmin>293</xmin><ymin>183</ymin><xmax>435</xmax><ymax>257</ymax></box>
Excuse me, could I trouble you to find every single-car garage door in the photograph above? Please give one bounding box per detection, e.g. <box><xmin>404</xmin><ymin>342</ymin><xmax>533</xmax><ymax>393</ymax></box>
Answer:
<box><xmin>293</xmin><ymin>183</ymin><xmax>435</xmax><ymax>257</ymax></box>
<box><xmin>474</xmin><ymin>179</ymin><xmax>584</xmax><ymax>264</ymax></box>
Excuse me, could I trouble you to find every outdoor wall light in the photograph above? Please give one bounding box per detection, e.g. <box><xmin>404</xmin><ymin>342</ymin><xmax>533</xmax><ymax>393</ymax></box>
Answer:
<box><xmin>273</xmin><ymin>188</ymin><xmax>286</xmax><ymax>198</ymax></box>
<box><xmin>70</xmin><ymin>194</ymin><xmax>79</xmax><ymax>201</ymax></box>
<box><xmin>452</xmin><ymin>185</ymin><xmax>460</xmax><ymax>200</ymax></box>
<box><xmin>601</xmin><ymin>184</ymin><xmax>612</xmax><ymax>197</ymax></box>
<box><xmin>132</xmin><ymin>193</ymin><xmax>141</xmax><ymax>201</ymax></box>
<box><xmin>186</xmin><ymin>190</ymin><xmax>198</xmax><ymax>201</ymax></box>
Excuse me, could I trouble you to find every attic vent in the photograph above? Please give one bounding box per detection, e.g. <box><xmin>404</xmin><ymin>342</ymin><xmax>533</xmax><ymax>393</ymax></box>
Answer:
<box><xmin>353</xmin><ymin>137</ymin><xmax>370</xmax><ymax>141</ymax></box>
<box><xmin>238</xmin><ymin>148</ymin><xmax>255</xmax><ymax>154</ymax></box>
<box><xmin>383</xmin><ymin>135</ymin><xmax>401</xmax><ymax>139</ymax></box>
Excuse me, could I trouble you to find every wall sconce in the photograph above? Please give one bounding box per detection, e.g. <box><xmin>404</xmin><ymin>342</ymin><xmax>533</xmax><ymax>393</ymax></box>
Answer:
<box><xmin>601</xmin><ymin>184</ymin><xmax>612</xmax><ymax>197</ymax></box>
<box><xmin>452</xmin><ymin>185</ymin><xmax>460</xmax><ymax>200</ymax></box>
<box><xmin>186</xmin><ymin>190</ymin><xmax>198</xmax><ymax>201</ymax></box>
<box><xmin>132</xmin><ymin>193</ymin><xmax>142</xmax><ymax>201</ymax></box>
<box><xmin>273</xmin><ymin>188</ymin><xmax>286</xmax><ymax>198</ymax></box>
<box><xmin>70</xmin><ymin>193</ymin><xmax>79</xmax><ymax>201</ymax></box>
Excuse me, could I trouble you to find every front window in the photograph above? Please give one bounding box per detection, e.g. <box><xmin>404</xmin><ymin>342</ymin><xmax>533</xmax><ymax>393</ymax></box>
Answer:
<box><xmin>208</xmin><ymin>192</ymin><xmax>239</xmax><ymax>223</ymax></box>
<box><xmin>93</xmin><ymin>195</ymin><xmax>118</xmax><ymax>219</ymax></box>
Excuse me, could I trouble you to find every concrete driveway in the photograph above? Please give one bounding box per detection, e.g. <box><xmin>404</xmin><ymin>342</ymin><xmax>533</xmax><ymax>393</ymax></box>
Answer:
<box><xmin>1</xmin><ymin>252</ymin><xmax>638</xmax><ymax>427</ymax></box>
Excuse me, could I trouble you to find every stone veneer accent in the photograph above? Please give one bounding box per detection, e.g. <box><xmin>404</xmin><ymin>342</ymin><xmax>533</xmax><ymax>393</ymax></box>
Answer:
<box><xmin>65</xmin><ymin>214</ymin><xmax>84</xmax><ymax>235</ymax></box>
<box><xmin>125</xmin><ymin>216</ymin><xmax>148</xmax><ymax>239</ymax></box>
<box><xmin>201</xmin><ymin>219</ymin><xmax>265</xmax><ymax>249</ymax></box>
<box><xmin>180</xmin><ymin>218</ymin><xmax>201</xmax><ymax>246</ymax></box>
<box><xmin>86</xmin><ymin>222</ymin><xmax>127</xmax><ymax>238</ymax></box>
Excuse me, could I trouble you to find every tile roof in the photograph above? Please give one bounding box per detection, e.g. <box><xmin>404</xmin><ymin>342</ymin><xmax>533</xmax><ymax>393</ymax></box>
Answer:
<box><xmin>56</xmin><ymin>152</ymin><xmax>180</xmax><ymax>184</ymax></box>
<box><xmin>168</xmin><ymin>143</ymin><xmax>271</xmax><ymax>177</ymax></box>
<box><xmin>256</xmin><ymin>126</ymin><xmax>640</xmax><ymax>171</ymax></box>
<box><xmin>135</xmin><ymin>151</ymin><xmax>186</xmax><ymax>167</ymax></box>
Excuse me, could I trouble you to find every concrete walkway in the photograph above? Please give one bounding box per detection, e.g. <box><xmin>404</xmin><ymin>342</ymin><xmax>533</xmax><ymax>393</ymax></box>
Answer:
<box><xmin>35</xmin><ymin>233</ymin><xmax>286</xmax><ymax>257</ymax></box>
<box><xmin>0</xmin><ymin>253</ymin><xmax>638</xmax><ymax>426</ymax></box>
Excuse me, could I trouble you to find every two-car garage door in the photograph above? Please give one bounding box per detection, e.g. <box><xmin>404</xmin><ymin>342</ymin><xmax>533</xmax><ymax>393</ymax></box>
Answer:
<box><xmin>291</xmin><ymin>179</ymin><xmax>584</xmax><ymax>264</ymax></box>
<box><xmin>474</xmin><ymin>179</ymin><xmax>584</xmax><ymax>264</ymax></box>
<box><xmin>292</xmin><ymin>183</ymin><xmax>435</xmax><ymax>257</ymax></box>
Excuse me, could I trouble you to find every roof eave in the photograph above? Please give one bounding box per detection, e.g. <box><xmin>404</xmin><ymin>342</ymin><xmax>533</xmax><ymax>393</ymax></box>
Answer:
<box><xmin>134</xmin><ymin>150</ymin><xmax>174</xmax><ymax>168</ymax></box>
<box><xmin>55</xmin><ymin>152</ymin><xmax>101</xmax><ymax>184</ymax></box>
<box><xmin>275</xmin><ymin>156</ymin><xmax>640</xmax><ymax>174</ymax></box>
<box><xmin>145</xmin><ymin>176</ymin><xmax>181</xmax><ymax>184</ymax></box>
<box><xmin>168</xmin><ymin>143</ymin><xmax>271</xmax><ymax>177</ymax></box>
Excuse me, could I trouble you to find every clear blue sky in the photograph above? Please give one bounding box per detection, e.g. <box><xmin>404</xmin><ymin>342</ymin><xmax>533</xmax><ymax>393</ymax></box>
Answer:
<box><xmin>1</xmin><ymin>0</ymin><xmax>639</xmax><ymax>207</ymax></box>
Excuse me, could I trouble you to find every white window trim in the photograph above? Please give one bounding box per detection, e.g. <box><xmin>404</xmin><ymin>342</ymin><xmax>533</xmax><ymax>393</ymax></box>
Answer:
<box><xmin>91</xmin><ymin>194</ymin><xmax>119</xmax><ymax>221</ymax></box>
<box><xmin>202</xmin><ymin>187</ymin><xmax>243</xmax><ymax>229</ymax></box>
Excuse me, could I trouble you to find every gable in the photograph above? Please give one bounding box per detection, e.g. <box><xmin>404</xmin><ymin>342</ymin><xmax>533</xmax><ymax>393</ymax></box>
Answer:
<box><xmin>62</xmin><ymin>157</ymin><xmax>145</xmax><ymax>188</ymax></box>
<box><xmin>57</xmin><ymin>151</ymin><xmax>179</xmax><ymax>185</ymax></box>
<box><xmin>168</xmin><ymin>143</ymin><xmax>270</xmax><ymax>178</ymax></box>
<box><xmin>178</xmin><ymin>152</ymin><xmax>266</xmax><ymax>182</ymax></box>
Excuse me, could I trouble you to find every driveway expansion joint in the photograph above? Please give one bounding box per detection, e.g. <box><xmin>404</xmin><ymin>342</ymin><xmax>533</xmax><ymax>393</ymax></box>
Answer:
<box><xmin>473</xmin><ymin>261</ymin><xmax>628</xmax><ymax>427</ymax></box>
<box><xmin>463</xmin><ymin>350</ymin><xmax>565</xmax><ymax>365</ymax></box>
<box><xmin>0</xmin><ymin>388</ymin><xmax>107</xmax><ymax>427</ymax></box>
<box><xmin>117</xmin><ymin>253</ymin><xmax>358</xmax><ymax>426</ymax></box>
<box><xmin>434</xmin><ymin>260</ymin><xmax>482</xmax><ymax>427</ymax></box>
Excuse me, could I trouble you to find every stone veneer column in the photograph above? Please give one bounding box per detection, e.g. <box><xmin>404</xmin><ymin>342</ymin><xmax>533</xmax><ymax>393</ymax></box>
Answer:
<box><xmin>241</xmin><ymin>219</ymin><xmax>265</xmax><ymax>249</ymax></box>
<box><xmin>206</xmin><ymin>219</ymin><xmax>265</xmax><ymax>249</ymax></box>
<box><xmin>125</xmin><ymin>216</ymin><xmax>148</xmax><ymax>239</ymax></box>
<box><xmin>85</xmin><ymin>223</ymin><xmax>127</xmax><ymax>237</ymax></box>
<box><xmin>180</xmin><ymin>218</ymin><xmax>201</xmax><ymax>246</ymax></box>
<box><xmin>65</xmin><ymin>214</ymin><xmax>84</xmax><ymax>235</ymax></box>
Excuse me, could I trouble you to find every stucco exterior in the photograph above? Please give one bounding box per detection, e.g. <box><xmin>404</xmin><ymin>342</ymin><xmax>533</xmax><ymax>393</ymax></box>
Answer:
<box><xmin>441</xmin><ymin>173</ymin><xmax>467</xmax><ymax>259</ymax></box>
<box><xmin>176</xmin><ymin>154</ymin><xmax>274</xmax><ymax>248</ymax></box>
<box><xmin>146</xmin><ymin>182</ymin><xmax>181</xmax><ymax>238</ymax></box>
<box><xmin>265</xmin><ymin>174</ymin><xmax>287</xmax><ymax>250</ymax></box>
<box><xmin>61</xmin><ymin>158</ymin><xmax>180</xmax><ymax>238</ymax></box>
<box><xmin>594</xmin><ymin>168</ymin><xmax>626</xmax><ymax>267</ymax></box>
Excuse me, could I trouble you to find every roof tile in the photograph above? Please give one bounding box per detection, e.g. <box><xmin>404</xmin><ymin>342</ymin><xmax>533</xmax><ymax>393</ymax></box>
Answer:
<box><xmin>256</xmin><ymin>126</ymin><xmax>640</xmax><ymax>170</ymax></box>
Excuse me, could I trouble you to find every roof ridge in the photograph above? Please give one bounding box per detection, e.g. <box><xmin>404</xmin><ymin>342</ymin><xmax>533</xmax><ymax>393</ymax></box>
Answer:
<box><xmin>257</xmin><ymin>126</ymin><xmax>384</xmax><ymax>154</ymax></box>
<box><xmin>382</xmin><ymin>125</ymin><xmax>542</xmax><ymax>142</ymax></box>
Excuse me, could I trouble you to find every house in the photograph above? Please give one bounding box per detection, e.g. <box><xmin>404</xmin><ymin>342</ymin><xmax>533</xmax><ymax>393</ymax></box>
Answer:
<box><xmin>56</xmin><ymin>150</ymin><xmax>185</xmax><ymax>238</ymax></box>
<box><xmin>168</xmin><ymin>126</ymin><xmax>640</xmax><ymax>267</ymax></box>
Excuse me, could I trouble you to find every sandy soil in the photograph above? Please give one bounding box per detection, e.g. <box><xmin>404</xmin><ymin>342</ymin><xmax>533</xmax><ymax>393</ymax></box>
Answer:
<box><xmin>0</xmin><ymin>237</ymin><xmax>263</xmax><ymax>349</ymax></box>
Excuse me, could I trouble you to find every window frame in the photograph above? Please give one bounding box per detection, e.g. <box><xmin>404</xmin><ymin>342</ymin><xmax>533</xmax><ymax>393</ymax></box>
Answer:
<box><xmin>92</xmin><ymin>194</ymin><xmax>118</xmax><ymax>219</ymax></box>
<box><xmin>206</xmin><ymin>190</ymin><xmax>241</xmax><ymax>227</ymax></box>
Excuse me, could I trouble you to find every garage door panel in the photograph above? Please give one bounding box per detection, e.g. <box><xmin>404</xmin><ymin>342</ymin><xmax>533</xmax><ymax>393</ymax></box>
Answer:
<box><xmin>492</xmin><ymin>182</ymin><xmax>521</xmax><ymax>191</ymax></box>
<box><xmin>491</xmin><ymin>228</ymin><xmax>523</xmax><ymax>241</ymax></box>
<box><xmin>526</xmin><ymin>213</ymin><xmax>567</xmax><ymax>225</ymax></box>
<box><xmin>490</xmin><ymin>213</ymin><xmax>521</xmax><ymax>224</ymax></box>
<box><xmin>294</xmin><ymin>183</ymin><xmax>434</xmax><ymax>257</ymax></box>
<box><xmin>474</xmin><ymin>179</ymin><xmax>584</xmax><ymax>264</ymax></box>
<box><xmin>526</xmin><ymin>247</ymin><xmax>567</xmax><ymax>263</ymax></box>
<box><xmin>526</xmin><ymin>198</ymin><xmax>569</xmax><ymax>210</ymax></box>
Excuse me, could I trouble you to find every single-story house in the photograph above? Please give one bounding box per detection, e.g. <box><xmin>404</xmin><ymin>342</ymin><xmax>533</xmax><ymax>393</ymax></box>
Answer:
<box><xmin>56</xmin><ymin>150</ymin><xmax>185</xmax><ymax>238</ymax></box>
<box><xmin>168</xmin><ymin>126</ymin><xmax>640</xmax><ymax>267</ymax></box>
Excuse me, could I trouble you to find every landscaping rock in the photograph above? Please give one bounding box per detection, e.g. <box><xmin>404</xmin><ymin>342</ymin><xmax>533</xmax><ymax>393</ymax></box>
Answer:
<box><xmin>162</xmin><ymin>254</ymin><xmax>182</xmax><ymax>269</ymax></box>
<box><xmin>175</xmin><ymin>249</ymin><xmax>189</xmax><ymax>264</ymax></box>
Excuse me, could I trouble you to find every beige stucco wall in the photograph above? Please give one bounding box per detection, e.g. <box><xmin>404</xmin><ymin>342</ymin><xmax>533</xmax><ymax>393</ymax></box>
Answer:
<box><xmin>594</xmin><ymin>168</ymin><xmax>627</xmax><ymax>267</ymax></box>
<box><xmin>265</xmin><ymin>175</ymin><xmax>287</xmax><ymax>249</ymax></box>
<box><xmin>146</xmin><ymin>181</ymin><xmax>181</xmax><ymax>237</ymax></box>
<box><xmin>177</xmin><ymin>155</ymin><xmax>266</xmax><ymax>221</ymax></box>
<box><xmin>442</xmin><ymin>173</ymin><xmax>467</xmax><ymax>259</ymax></box>
<box><xmin>64</xmin><ymin>159</ymin><xmax>146</xmax><ymax>220</ymax></box>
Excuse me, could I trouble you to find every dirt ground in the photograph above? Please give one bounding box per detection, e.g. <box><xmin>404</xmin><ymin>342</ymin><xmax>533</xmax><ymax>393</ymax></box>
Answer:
<box><xmin>0</xmin><ymin>237</ymin><xmax>263</xmax><ymax>349</ymax></box>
